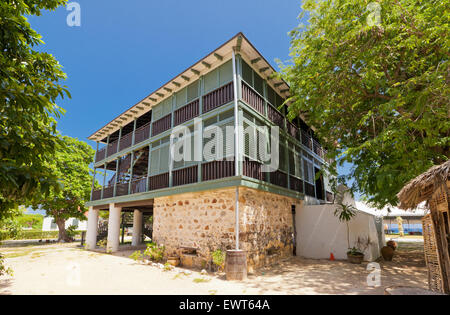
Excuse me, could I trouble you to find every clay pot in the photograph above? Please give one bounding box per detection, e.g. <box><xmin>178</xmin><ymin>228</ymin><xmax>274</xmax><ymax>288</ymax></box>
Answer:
<box><xmin>167</xmin><ymin>256</ymin><xmax>180</xmax><ymax>267</ymax></box>
<box><xmin>381</xmin><ymin>246</ymin><xmax>394</xmax><ymax>261</ymax></box>
<box><xmin>347</xmin><ymin>253</ymin><xmax>364</xmax><ymax>264</ymax></box>
<box><xmin>387</xmin><ymin>240</ymin><xmax>397</xmax><ymax>251</ymax></box>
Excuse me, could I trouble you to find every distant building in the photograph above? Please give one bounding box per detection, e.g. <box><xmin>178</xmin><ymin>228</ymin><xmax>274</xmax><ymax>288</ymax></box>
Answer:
<box><xmin>42</xmin><ymin>217</ymin><xmax>87</xmax><ymax>232</ymax></box>
<box><xmin>356</xmin><ymin>201</ymin><xmax>427</xmax><ymax>235</ymax></box>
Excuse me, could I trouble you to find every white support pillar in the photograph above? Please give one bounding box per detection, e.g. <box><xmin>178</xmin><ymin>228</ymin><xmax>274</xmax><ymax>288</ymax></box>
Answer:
<box><xmin>107</xmin><ymin>203</ymin><xmax>121</xmax><ymax>253</ymax></box>
<box><xmin>132</xmin><ymin>210</ymin><xmax>143</xmax><ymax>246</ymax></box>
<box><xmin>86</xmin><ymin>207</ymin><xmax>99</xmax><ymax>250</ymax></box>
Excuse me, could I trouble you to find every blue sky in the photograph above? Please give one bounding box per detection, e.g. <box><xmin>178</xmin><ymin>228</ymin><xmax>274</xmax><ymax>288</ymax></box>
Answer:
<box><xmin>26</xmin><ymin>0</ymin><xmax>356</xmax><ymax>206</ymax></box>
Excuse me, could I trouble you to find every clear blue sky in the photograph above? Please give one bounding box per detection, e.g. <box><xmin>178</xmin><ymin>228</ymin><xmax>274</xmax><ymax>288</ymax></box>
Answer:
<box><xmin>27</xmin><ymin>0</ymin><xmax>356</xmax><ymax>201</ymax></box>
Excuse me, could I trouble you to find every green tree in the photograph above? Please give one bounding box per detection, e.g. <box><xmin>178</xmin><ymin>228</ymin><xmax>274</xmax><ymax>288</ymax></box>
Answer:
<box><xmin>281</xmin><ymin>0</ymin><xmax>449</xmax><ymax>208</ymax></box>
<box><xmin>34</xmin><ymin>136</ymin><xmax>95</xmax><ymax>242</ymax></box>
<box><xmin>0</xmin><ymin>0</ymin><xmax>70</xmax><ymax>216</ymax></box>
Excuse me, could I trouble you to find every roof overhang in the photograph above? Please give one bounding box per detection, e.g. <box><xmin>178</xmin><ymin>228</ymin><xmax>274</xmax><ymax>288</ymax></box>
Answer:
<box><xmin>88</xmin><ymin>32</ymin><xmax>290</xmax><ymax>142</ymax></box>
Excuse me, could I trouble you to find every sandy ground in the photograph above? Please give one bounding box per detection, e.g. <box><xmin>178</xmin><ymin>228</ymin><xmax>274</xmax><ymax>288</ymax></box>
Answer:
<box><xmin>0</xmin><ymin>241</ymin><xmax>428</xmax><ymax>295</ymax></box>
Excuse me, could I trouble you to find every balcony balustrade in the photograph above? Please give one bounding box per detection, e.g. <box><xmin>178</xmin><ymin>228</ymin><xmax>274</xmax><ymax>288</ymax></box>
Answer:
<box><xmin>241</xmin><ymin>82</ymin><xmax>264</xmax><ymax>115</ymax></box>
<box><xmin>152</xmin><ymin>114</ymin><xmax>172</xmax><ymax>137</ymax></box>
<box><xmin>203</xmin><ymin>82</ymin><xmax>234</xmax><ymax>113</ymax></box>
<box><xmin>173</xmin><ymin>165</ymin><xmax>198</xmax><ymax>187</ymax></box>
<box><xmin>134</xmin><ymin>123</ymin><xmax>151</xmax><ymax>145</ymax></box>
<box><xmin>174</xmin><ymin>100</ymin><xmax>199</xmax><ymax>126</ymax></box>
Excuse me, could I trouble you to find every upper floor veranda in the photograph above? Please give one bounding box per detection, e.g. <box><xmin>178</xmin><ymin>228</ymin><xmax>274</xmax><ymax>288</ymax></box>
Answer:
<box><xmin>87</xmin><ymin>33</ymin><xmax>334</xmax><ymax>206</ymax></box>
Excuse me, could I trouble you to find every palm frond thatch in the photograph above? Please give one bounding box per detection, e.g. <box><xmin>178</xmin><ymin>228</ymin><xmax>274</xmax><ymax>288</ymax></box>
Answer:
<box><xmin>397</xmin><ymin>160</ymin><xmax>450</xmax><ymax>210</ymax></box>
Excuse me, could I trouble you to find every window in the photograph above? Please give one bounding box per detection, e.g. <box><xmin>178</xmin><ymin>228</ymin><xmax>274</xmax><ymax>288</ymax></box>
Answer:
<box><xmin>242</xmin><ymin>61</ymin><xmax>253</xmax><ymax>85</ymax></box>
<box><xmin>150</xmin><ymin>139</ymin><xmax>170</xmax><ymax>175</ymax></box>
<box><xmin>254</xmin><ymin>74</ymin><xmax>264</xmax><ymax>96</ymax></box>
<box><xmin>176</xmin><ymin>87</ymin><xmax>187</xmax><ymax>109</ymax></box>
<box><xmin>219</xmin><ymin>60</ymin><xmax>233</xmax><ymax>85</ymax></box>
<box><xmin>153</xmin><ymin>97</ymin><xmax>172</xmax><ymax>120</ymax></box>
<box><xmin>204</xmin><ymin>68</ymin><xmax>218</xmax><ymax>93</ymax></box>
<box><xmin>187</xmin><ymin>81</ymin><xmax>199</xmax><ymax>102</ymax></box>
<box><xmin>303</xmin><ymin>158</ymin><xmax>314</xmax><ymax>184</ymax></box>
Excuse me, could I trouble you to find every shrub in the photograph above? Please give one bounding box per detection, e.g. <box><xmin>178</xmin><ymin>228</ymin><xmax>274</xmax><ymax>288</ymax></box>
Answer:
<box><xmin>66</xmin><ymin>225</ymin><xmax>78</xmax><ymax>241</ymax></box>
<box><xmin>143</xmin><ymin>242</ymin><xmax>165</xmax><ymax>262</ymax></box>
<box><xmin>16</xmin><ymin>230</ymin><xmax>59</xmax><ymax>240</ymax></box>
<box><xmin>0</xmin><ymin>254</ymin><xmax>13</xmax><ymax>276</ymax></box>
<box><xmin>129</xmin><ymin>250</ymin><xmax>143</xmax><ymax>262</ymax></box>
<box><xmin>212</xmin><ymin>249</ymin><xmax>225</xmax><ymax>270</ymax></box>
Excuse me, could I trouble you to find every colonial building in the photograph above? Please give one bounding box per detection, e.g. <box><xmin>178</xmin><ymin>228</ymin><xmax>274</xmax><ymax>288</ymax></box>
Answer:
<box><xmin>85</xmin><ymin>33</ymin><xmax>334</xmax><ymax>270</ymax></box>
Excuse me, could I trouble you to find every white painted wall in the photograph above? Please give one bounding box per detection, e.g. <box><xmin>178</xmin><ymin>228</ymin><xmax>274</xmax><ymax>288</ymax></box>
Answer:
<box><xmin>42</xmin><ymin>217</ymin><xmax>87</xmax><ymax>231</ymax></box>
<box><xmin>295</xmin><ymin>202</ymin><xmax>382</xmax><ymax>261</ymax></box>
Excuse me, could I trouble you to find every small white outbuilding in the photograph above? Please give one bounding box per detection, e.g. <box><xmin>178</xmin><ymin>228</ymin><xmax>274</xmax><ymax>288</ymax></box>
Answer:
<box><xmin>295</xmin><ymin>187</ymin><xmax>384</xmax><ymax>261</ymax></box>
<box><xmin>42</xmin><ymin>217</ymin><xmax>87</xmax><ymax>232</ymax></box>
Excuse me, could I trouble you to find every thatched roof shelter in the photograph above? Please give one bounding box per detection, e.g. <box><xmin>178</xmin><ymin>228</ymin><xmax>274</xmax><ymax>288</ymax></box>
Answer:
<box><xmin>397</xmin><ymin>160</ymin><xmax>450</xmax><ymax>294</ymax></box>
<box><xmin>397</xmin><ymin>160</ymin><xmax>450</xmax><ymax>210</ymax></box>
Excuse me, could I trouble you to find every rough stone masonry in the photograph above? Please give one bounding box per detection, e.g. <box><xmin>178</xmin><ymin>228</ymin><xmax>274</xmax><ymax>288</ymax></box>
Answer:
<box><xmin>153</xmin><ymin>187</ymin><xmax>301</xmax><ymax>271</ymax></box>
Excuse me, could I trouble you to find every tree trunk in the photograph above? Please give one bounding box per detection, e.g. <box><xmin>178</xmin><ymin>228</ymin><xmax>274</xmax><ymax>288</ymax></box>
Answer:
<box><xmin>55</xmin><ymin>218</ymin><xmax>69</xmax><ymax>242</ymax></box>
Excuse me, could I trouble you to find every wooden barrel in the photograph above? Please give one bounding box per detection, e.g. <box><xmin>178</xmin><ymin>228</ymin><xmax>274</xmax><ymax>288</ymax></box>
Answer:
<box><xmin>226</xmin><ymin>250</ymin><xmax>247</xmax><ymax>281</ymax></box>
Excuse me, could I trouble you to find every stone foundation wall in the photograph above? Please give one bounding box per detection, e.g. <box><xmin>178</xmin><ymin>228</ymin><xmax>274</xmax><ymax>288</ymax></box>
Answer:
<box><xmin>152</xmin><ymin>187</ymin><xmax>301</xmax><ymax>271</ymax></box>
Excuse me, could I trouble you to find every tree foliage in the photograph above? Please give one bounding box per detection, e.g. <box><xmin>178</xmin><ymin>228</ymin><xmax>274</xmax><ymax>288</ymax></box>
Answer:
<box><xmin>0</xmin><ymin>0</ymin><xmax>69</xmax><ymax>215</ymax></box>
<box><xmin>281</xmin><ymin>0</ymin><xmax>449</xmax><ymax>208</ymax></box>
<box><xmin>35</xmin><ymin>136</ymin><xmax>95</xmax><ymax>241</ymax></box>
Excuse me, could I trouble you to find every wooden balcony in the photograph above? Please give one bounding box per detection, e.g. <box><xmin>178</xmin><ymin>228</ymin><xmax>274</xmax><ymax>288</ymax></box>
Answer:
<box><xmin>131</xmin><ymin>177</ymin><xmax>147</xmax><ymax>194</ymax></box>
<box><xmin>92</xmin><ymin>189</ymin><xmax>102</xmax><ymax>201</ymax></box>
<box><xmin>269</xmin><ymin>170</ymin><xmax>288</xmax><ymax>189</ymax></box>
<box><xmin>174</xmin><ymin>100</ymin><xmax>199</xmax><ymax>126</ymax></box>
<box><xmin>289</xmin><ymin>176</ymin><xmax>303</xmax><ymax>193</ymax></box>
<box><xmin>95</xmin><ymin>147</ymin><xmax>106</xmax><ymax>163</ymax></box>
<box><xmin>116</xmin><ymin>183</ymin><xmax>129</xmax><ymax>197</ymax></box>
<box><xmin>148</xmin><ymin>172</ymin><xmax>169</xmax><ymax>191</ymax></box>
<box><xmin>202</xmin><ymin>160</ymin><xmax>235</xmax><ymax>181</ymax></box>
<box><xmin>203</xmin><ymin>82</ymin><xmax>234</xmax><ymax>113</ymax></box>
<box><xmin>243</xmin><ymin>158</ymin><xmax>264</xmax><ymax>181</ymax></box>
<box><xmin>173</xmin><ymin>165</ymin><xmax>198</xmax><ymax>187</ymax></box>
<box><xmin>103</xmin><ymin>185</ymin><xmax>114</xmax><ymax>199</ymax></box>
<box><xmin>242</xmin><ymin>81</ymin><xmax>264</xmax><ymax>115</ymax></box>
<box><xmin>304</xmin><ymin>182</ymin><xmax>315</xmax><ymax>197</ymax></box>
<box><xmin>152</xmin><ymin>114</ymin><xmax>172</xmax><ymax>137</ymax></box>
<box><xmin>267</xmin><ymin>105</ymin><xmax>284</xmax><ymax>127</ymax></box>
<box><xmin>106</xmin><ymin>141</ymin><xmax>118</xmax><ymax>158</ymax></box>
<box><xmin>287</xmin><ymin>122</ymin><xmax>299</xmax><ymax>139</ymax></box>
<box><xmin>119</xmin><ymin>132</ymin><xmax>133</xmax><ymax>152</ymax></box>
<box><xmin>134</xmin><ymin>123</ymin><xmax>151</xmax><ymax>145</ymax></box>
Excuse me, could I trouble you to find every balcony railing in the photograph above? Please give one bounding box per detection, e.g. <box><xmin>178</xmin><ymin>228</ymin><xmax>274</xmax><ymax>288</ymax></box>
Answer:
<box><xmin>103</xmin><ymin>185</ymin><xmax>114</xmax><ymax>199</ymax></box>
<box><xmin>173</xmin><ymin>165</ymin><xmax>198</xmax><ymax>187</ymax></box>
<box><xmin>107</xmin><ymin>141</ymin><xmax>118</xmax><ymax>158</ymax></box>
<box><xmin>148</xmin><ymin>172</ymin><xmax>169</xmax><ymax>191</ymax></box>
<box><xmin>203</xmin><ymin>82</ymin><xmax>234</xmax><ymax>113</ymax></box>
<box><xmin>116</xmin><ymin>183</ymin><xmax>129</xmax><ymax>197</ymax></box>
<box><xmin>131</xmin><ymin>177</ymin><xmax>147</xmax><ymax>194</ymax></box>
<box><xmin>243</xmin><ymin>158</ymin><xmax>264</xmax><ymax>181</ymax></box>
<box><xmin>304</xmin><ymin>182</ymin><xmax>315</xmax><ymax>197</ymax></box>
<box><xmin>202</xmin><ymin>160</ymin><xmax>235</xmax><ymax>181</ymax></box>
<box><xmin>134</xmin><ymin>123</ymin><xmax>151</xmax><ymax>145</ymax></box>
<box><xmin>92</xmin><ymin>189</ymin><xmax>102</xmax><ymax>201</ymax></box>
<box><xmin>287</xmin><ymin>122</ymin><xmax>299</xmax><ymax>139</ymax></box>
<box><xmin>242</xmin><ymin>82</ymin><xmax>264</xmax><ymax>115</ymax></box>
<box><xmin>95</xmin><ymin>147</ymin><xmax>106</xmax><ymax>163</ymax></box>
<box><xmin>289</xmin><ymin>176</ymin><xmax>303</xmax><ymax>193</ymax></box>
<box><xmin>269</xmin><ymin>170</ymin><xmax>288</xmax><ymax>189</ymax></box>
<box><xmin>152</xmin><ymin>114</ymin><xmax>172</xmax><ymax>137</ymax></box>
<box><xmin>267</xmin><ymin>104</ymin><xmax>284</xmax><ymax>127</ymax></box>
<box><xmin>174</xmin><ymin>100</ymin><xmax>199</xmax><ymax>126</ymax></box>
<box><xmin>119</xmin><ymin>132</ymin><xmax>133</xmax><ymax>152</ymax></box>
